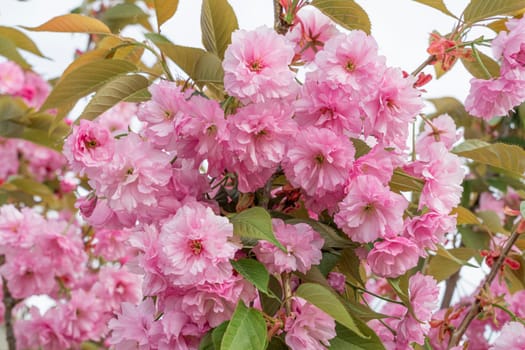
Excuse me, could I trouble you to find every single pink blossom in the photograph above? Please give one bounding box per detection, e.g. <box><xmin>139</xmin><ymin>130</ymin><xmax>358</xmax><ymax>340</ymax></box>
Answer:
<box><xmin>285</xmin><ymin>297</ymin><xmax>336</xmax><ymax>350</ymax></box>
<box><xmin>367</xmin><ymin>236</ymin><xmax>420</xmax><ymax>278</ymax></box>
<box><xmin>404</xmin><ymin>211</ymin><xmax>456</xmax><ymax>252</ymax></box>
<box><xmin>492</xmin><ymin>16</ymin><xmax>525</xmax><ymax>73</ymax></box>
<box><xmin>96</xmin><ymin>102</ymin><xmax>137</xmax><ymax>135</ymax></box>
<box><xmin>416</xmin><ymin>114</ymin><xmax>462</xmax><ymax>151</ymax></box>
<box><xmin>108</xmin><ymin>298</ymin><xmax>157</xmax><ymax>349</ymax></box>
<box><xmin>253</xmin><ymin>219</ymin><xmax>324</xmax><ymax>274</ymax></box>
<box><xmin>17</xmin><ymin>71</ymin><xmax>50</xmax><ymax>108</ymax></box>
<box><xmin>335</xmin><ymin>175</ymin><xmax>408</xmax><ymax>243</ymax></box>
<box><xmin>223</xmin><ymin>26</ymin><xmax>298</xmax><ymax>103</ymax></box>
<box><xmin>327</xmin><ymin>272</ymin><xmax>346</xmax><ymax>294</ymax></box>
<box><xmin>0</xmin><ymin>61</ymin><xmax>24</xmax><ymax>94</ymax></box>
<box><xmin>491</xmin><ymin>322</ymin><xmax>525</xmax><ymax>349</ymax></box>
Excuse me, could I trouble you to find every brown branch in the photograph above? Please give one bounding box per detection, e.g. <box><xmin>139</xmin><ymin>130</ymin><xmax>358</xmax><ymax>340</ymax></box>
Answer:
<box><xmin>447</xmin><ymin>231</ymin><xmax>521</xmax><ymax>349</ymax></box>
<box><xmin>272</xmin><ymin>0</ymin><xmax>290</xmax><ymax>35</ymax></box>
<box><xmin>0</xmin><ymin>256</ymin><xmax>18</xmax><ymax>350</ymax></box>
<box><xmin>411</xmin><ymin>55</ymin><xmax>435</xmax><ymax>76</ymax></box>
<box><xmin>441</xmin><ymin>269</ymin><xmax>461</xmax><ymax>309</ymax></box>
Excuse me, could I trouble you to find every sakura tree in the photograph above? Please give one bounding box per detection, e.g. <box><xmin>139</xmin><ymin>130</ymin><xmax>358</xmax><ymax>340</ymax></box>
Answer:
<box><xmin>1</xmin><ymin>0</ymin><xmax>525</xmax><ymax>349</ymax></box>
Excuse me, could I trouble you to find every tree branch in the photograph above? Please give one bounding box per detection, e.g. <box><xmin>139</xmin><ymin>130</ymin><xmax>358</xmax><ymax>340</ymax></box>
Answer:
<box><xmin>0</xmin><ymin>256</ymin><xmax>17</xmax><ymax>350</ymax></box>
<box><xmin>447</xmin><ymin>231</ymin><xmax>521</xmax><ymax>349</ymax></box>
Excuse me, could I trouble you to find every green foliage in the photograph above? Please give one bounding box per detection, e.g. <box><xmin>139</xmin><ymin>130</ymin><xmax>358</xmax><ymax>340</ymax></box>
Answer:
<box><xmin>311</xmin><ymin>0</ymin><xmax>371</xmax><ymax>34</ymax></box>
<box><xmin>389</xmin><ymin>168</ymin><xmax>424</xmax><ymax>193</ymax></box>
<box><xmin>40</xmin><ymin>59</ymin><xmax>137</xmax><ymax>110</ymax></box>
<box><xmin>23</xmin><ymin>14</ymin><xmax>112</xmax><ymax>34</ymax></box>
<box><xmin>0</xmin><ymin>26</ymin><xmax>45</xmax><ymax>57</ymax></box>
<box><xmin>221</xmin><ymin>302</ymin><xmax>267</xmax><ymax>350</ymax></box>
<box><xmin>453</xmin><ymin>140</ymin><xmax>525</xmax><ymax>176</ymax></box>
<box><xmin>427</xmin><ymin>248</ymin><xmax>477</xmax><ymax>281</ymax></box>
<box><xmin>230</xmin><ymin>207</ymin><xmax>286</xmax><ymax>251</ymax></box>
<box><xmin>411</xmin><ymin>0</ymin><xmax>456</xmax><ymax>17</ymax></box>
<box><xmin>231</xmin><ymin>258</ymin><xmax>274</xmax><ymax>297</ymax></box>
<box><xmin>0</xmin><ymin>36</ymin><xmax>31</xmax><ymax>69</ymax></box>
<box><xmin>80</xmin><ymin>74</ymin><xmax>150</xmax><ymax>120</ymax></box>
<box><xmin>153</xmin><ymin>0</ymin><xmax>179</xmax><ymax>28</ymax></box>
<box><xmin>329</xmin><ymin>322</ymin><xmax>386</xmax><ymax>350</ymax></box>
<box><xmin>201</xmin><ymin>0</ymin><xmax>239</xmax><ymax>59</ymax></box>
<box><xmin>463</xmin><ymin>0</ymin><xmax>525</xmax><ymax>24</ymax></box>
<box><xmin>461</xmin><ymin>51</ymin><xmax>500</xmax><ymax>79</ymax></box>
<box><xmin>101</xmin><ymin>3</ymin><xmax>153</xmax><ymax>33</ymax></box>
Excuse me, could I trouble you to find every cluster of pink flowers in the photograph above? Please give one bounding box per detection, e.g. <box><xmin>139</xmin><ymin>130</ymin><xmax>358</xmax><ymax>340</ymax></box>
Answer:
<box><xmin>0</xmin><ymin>61</ymin><xmax>50</xmax><ymax>108</ymax></box>
<box><xmin>465</xmin><ymin>16</ymin><xmax>525</xmax><ymax>119</ymax></box>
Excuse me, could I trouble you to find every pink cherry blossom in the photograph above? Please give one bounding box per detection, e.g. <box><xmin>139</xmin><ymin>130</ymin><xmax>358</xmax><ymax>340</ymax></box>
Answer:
<box><xmin>0</xmin><ymin>61</ymin><xmax>24</xmax><ymax>94</ymax></box>
<box><xmin>314</xmin><ymin>31</ymin><xmax>386</xmax><ymax>92</ymax></box>
<box><xmin>17</xmin><ymin>70</ymin><xmax>50</xmax><ymax>108</ymax></box>
<box><xmin>492</xmin><ymin>16</ymin><xmax>525</xmax><ymax>73</ymax></box>
<box><xmin>416</xmin><ymin>113</ymin><xmax>462</xmax><ymax>151</ymax></box>
<box><xmin>367</xmin><ymin>236</ymin><xmax>420</xmax><ymax>278</ymax></box>
<box><xmin>285</xmin><ymin>297</ymin><xmax>336</xmax><ymax>350</ymax></box>
<box><xmin>409</xmin><ymin>272</ymin><xmax>439</xmax><ymax>321</ymax></box>
<box><xmin>283</xmin><ymin>126</ymin><xmax>355</xmax><ymax>211</ymax></box>
<box><xmin>404</xmin><ymin>211</ymin><xmax>456</xmax><ymax>252</ymax></box>
<box><xmin>15</xmin><ymin>307</ymin><xmax>71</xmax><ymax>350</ymax></box>
<box><xmin>465</xmin><ymin>69</ymin><xmax>525</xmax><ymax>120</ymax></box>
<box><xmin>0</xmin><ymin>138</ymin><xmax>19</xmax><ymax>181</ymax></box>
<box><xmin>286</xmin><ymin>7</ymin><xmax>339</xmax><ymax>62</ymax></box>
<box><xmin>108</xmin><ymin>298</ymin><xmax>157</xmax><ymax>349</ymax></box>
<box><xmin>491</xmin><ymin>322</ymin><xmax>525</xmax><ymax>349</ymax></box>
<box><xmin>223</xmin><ymin>26</ymin><xmax>298</xmax><ymax>103</ymax></box>
<box><xmin>226</xmin><ymin>102</ymin><xmax>296</xmax><ymax>192</ymax></box>
<box><xmin>96</xmin><ymin>102</ymin><xmax>137</xmax><ymax>135</ymax></box>
<box><xmin>327</xmin><ymin>272</ymin><xmax>346</xmax><ymax>294</ymax></box>
<box><xmin>253</xmin><ymin>219</ymin><xmax>323</xmax><ymax>274</ymax></box>
<box><xmin>63</xmin><ymin>119</ymin><xmax>114</xmax><ymax>174</ymax></box>
<box><xmin>335</xmin><ymin>175</ymin><xmax>408</xmax><ymax>243</ymax></box>
<box><xmin>158</xmin><ymin>202</ymin><xmax>238</xmax><ymax>286</ymax></box>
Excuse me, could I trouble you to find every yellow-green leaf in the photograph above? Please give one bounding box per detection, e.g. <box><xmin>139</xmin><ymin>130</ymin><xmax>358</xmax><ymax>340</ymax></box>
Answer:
<box><xmin>0</xmin><ymin>26</ymin><xmax>45</xmax><ymax>57</ymax></box>
<box><xmin>453</xmin><ymin>140</ymin><xmax>525</xmax><ymax>176</ymax></box>
<box><xmin>201</xmin><ymin>0</ymin><xmax>239</xmax><ymax>59</ymax></box>
<box><xmin>296</xmin><ymin>283</ymin><xmax>366</xmax><ymax>338</ymax></box>
<box><xmin>0</xmin><ymin>37</ymin><xmax>30</xmax><ymax>69</ymax></box>
<box><xmin>450</xmin><ymin>206</ymin><xmax>481</xmax><ymax>225</ymax></box>
<box><xmin>311</xmin><ymin>0</ymin><xmax>371</xmax><ymax>34</ymax></box>
<box><xmin>389</xmin><ymin>168</ymin><xmax>424</xmax><ymax>193</ymax></box>
<box><xmin>154</xmin><ymin>0</ymin><xmax>179</xmax><ymax>28</ymax></box>
<box><xmin>461</xmin><ymin>53</ymin><xmax>500</xmax><ymax>79</ymax></box>
<box><xmin>41</xmin><ymin>59</ymin><xmax>137</xmax><ymax>110</ymax></box>
<box><xmin>102</xmin><ymin>3</ymin><xmax>153</xmax><ymax>33</ymax></box>
<box><xmin>464</xmin><ymin>0</ymin><xmax>525</xmax><ymax>24</ymax></box>
<box><xmin>80</xmin><ymin>74</ymin><xmax>149</xmax><ymax>120</ymax></box>
<box><xmin>194</xmin><ymin>52</ymin><xmax>224</xmax><ymax>83</ymax></box>
<box><xmin>23</xmin><ymin>14</ymin><xmax>111</xmax><ymax>34</ymax></box>
<box><xmin>411</xmin><ymin>0</ymin><xmax>456</xmax><ymax>17</ymax></box>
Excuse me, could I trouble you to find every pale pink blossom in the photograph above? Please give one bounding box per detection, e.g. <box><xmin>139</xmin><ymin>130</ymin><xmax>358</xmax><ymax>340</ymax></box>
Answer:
<box><xmin>367</xmin><ymin>236</ymin><xmax>420</xmax><ymax>278</ymax></box>
<box><xmin>158</xmin><ymin>202</ymin><xmax>238</xmax><ymax>286</ymax></box>
<box><xmin>223</xmin><ymin>26</ymin><xmax>298</xmax><ymax>103</ymax></box>
<box><xmin>60</xmin><ymin>289</ymin><xmax>107</xmax><ymax>342</ymax></box>
<box><xmin>492</xmin><ymin>16</ymin><xmax>525</xmax><ymax>73</ymax></box>
<box><xmin>0</xmin><ymin>61</ymin><xmax>24</xmax><ymax>94</ymax></box>
<box><xmin>350</xmin><ymin>146</ymin><xmax>402</xmax><ymax>185</ymax></box>
<box><xmin>314</xmin><ymin>31</ymin><xmax>386</xmax><ymax>92</ymax></box>
<box><xmin>15</xmin><ymin>307</ymin><xmax>71</xmax><ymax>350</ymax></box>
<box><xmin>16</xmin><ymin>140</ymin><xmax>66</xmax><ymax>181</ymax></box>
<box><xmin>285</xmin><ymin>297</ymin><xmax>336</xmax><ymax>350</ymax></box>
<box><xmin>0</xmin><ymin>138</ymin><xmax>19</xmax><ymax>181</ymax></box>
<box><xmin>491</xmin><ymin>322</ymin><xmax>525</xmax><ymax>349</ymax></box>
<box><xmin>96</xmin><ymin>102</ymin><xmax>137</xmax><ymax>135</ymax></box>
<box><xmin>286</xmin><ymin>7</ymin><xmax>339</xmax><ymax>62</ymax></box>
<box><xmin>108</xmin><ymin>298</ymin><xmax>157</xmax><ymax>349</ymax></box>
<box><xmin>92</xmin><ymin>266</ymin><xmax>142</xmax><ymax>311</ymax></box>
<box><xmin>283</xmin><ymin>127</ymin><xmax>354</xmax><ymax>211</ymax></box>
<box><xmin>92</xmin><ymin>228</ymin><xmax>133</xmax><ymax>261</ymax></box>
<box><xmin>63</xmin><ymin>119</ymin><xmax>114</xmax><ymax>174</ymax></box>
<box><xmin>404</xmin><ymin>211</ymin><xmax>456</xmax><ymax>252</ymax></box>
<box><xmin>335</xmin><ymin>175</ymin><xmax>408</xmax><ymax>243</ymax></box>
<box><xmin>409</xmin><ymin>272</ymin><xmax>439</xmax><ymax>321</ymax></box>
<box><xmin>253</xmin><ymin>219</ymin><xmax>323</xmax><ymax>274</ymax></box>
<box><xmin>478</xmin><ymin>192</ymin><xmax>505</xmax><ymax>223</ymax></box>
<box><xmin>17</xmin><ymin>71</ymin><xmax>50</xmax><ymax>108</ymax></box>
<box><xmin>465</xmin><ymin>69</ymin><xmax>525</xmax><ymax>120</ymax></box>
<box><xmin>416</xmin><ymin>114</ymin><xmax>462</xmax><ymax>151</ymax></box>
<box><xmin>327</xmin><ymin>272</ymin><xmax>346</xmax><ymax>294</ymax></box>
<box><xmin>226</xmin><ymin>102</ymin><xmax>296</xmax><ymax>192</ymax></box>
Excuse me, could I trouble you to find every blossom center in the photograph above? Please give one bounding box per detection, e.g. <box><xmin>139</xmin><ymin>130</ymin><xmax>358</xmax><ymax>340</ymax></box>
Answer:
<box><xmin>248</xmin><ymin>60</ymin><xmax>264</xmax><ymax>72</ymax></box>
<box><xmin>189</xmin><ymin>239</ymin><xmax>204</xmax><ymax>255</ymax></box>
<box><xmin>315</xmin><ymin>154</ymin><xmax>325</xmax><ymax>164</ymax></box>
<box><xmin>345</xmin><ymin>60</ymin><xmax>355</xmax><ymax>72</ymax></box>
<box><xmin>84</xmin><ymin>138</ymin><xmax>99</xmax><ymax>149</ymax></box>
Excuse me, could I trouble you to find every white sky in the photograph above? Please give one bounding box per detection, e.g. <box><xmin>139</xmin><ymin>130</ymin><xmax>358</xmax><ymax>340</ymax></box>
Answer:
<box><xmin>1</xmin><ymin>0</ymin><xmax>488</xmax><ymax>103</ymax></box>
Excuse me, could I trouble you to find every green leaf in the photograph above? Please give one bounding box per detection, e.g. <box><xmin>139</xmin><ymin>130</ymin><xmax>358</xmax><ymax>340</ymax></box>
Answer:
<box><xmin>450</xmin><ymin>206</ymin><xmax>481</xmax><ymax>225</ymax></box>
<box><xmin>477</xmin><ymin>210</ymin><xmax>509</xmax><ymax>234</ymax></box>
<box><xmin>461</xmin><ymin>53</ymin><xmax>500</xmax><ymax>79</ymax></box>
<box><xmin>80</xmin><ymin>74</ymin><xmax>149</xmax><ymax>120</ymax></box>
<box><xmin>41</xmin><ymin>59</ymin><xmax>137</xmax><ymax>110</ymax></box>
<box><xmin>6</xmin><ymin>177</ymin><xmax>57</xmax><ymax>206</ymax></box>
<box><xmin>330</xmin><ymin>322</ymin><xmax>385</xmax><ymax>350</ymax></box>
<box><xmin>231</xmin><ymin>259</ymin><xmax>272</xmax><ymax>296</ymax></box>
<box><xmin>221</xmin><ymin>302</ymin><xmax>267</xmax><ymax>350</ymax></box>
<box><xmin>260</xmin><ymin>275</ymin><xmax>283</xmax><ymax>316</ymax></box>
<box><xmin>411</xmin><ymin>0</ymin><xmax>456</xmax><ymax>17</ymax></box>
<box><xmin>464</xmin><ymin>0</ymin><xmax>525</xmax><ymax>24</ymax></box>
<box><xmin>230</xmin><ymin>207</ymin><xmax>286</xmax><ymax>251</ymax></box>
<box><xmin>351</xmin><ymin>138</ymin><xmax>371</xmax><ymax>158</ymax></box>
<box><xmin>154</xmin><ymin>0</ymin><xmax>179</xmax><ymax>27</ymax></box>
<box><xmin>0</xmin><ymin>26</ymin><xmax>45</xmax><ymax>57</ymax></box>
<box><xmin>311</xmin><ymin>0</ymin><xmax>371</xmax><ymax>34</ymax></box>
<box><xmin>146</xmin><ymin>33</ymin><xmax>224</xmax><ymax>85</ymax></box>
<box><xmin>212</xmin><ymin>322</ymin><xmax>229</xmax><ymax>349</ymax></box>
<box><xmin>0</xmin><ymin>37</ymin><xmax>30</xmax><ymax>69</ymax></box>
<box><xmin>285</xmin><ymin>218</ymin><xmax>353</xmax><ymax>249</ymax></box>
<box><xmin>427</xmin><ymin>247</ymin><xmax>477</xmax><ymax>281</ymax></box>
<box><xmin>389</xmin><ymin>168</ymin><xmax>424</xmax><ymax>193</ymax></box>
<box><xmin>521</xmin><ymin>201</ymin><xmax>525</xmax><ymax>217</ymax></box>
<box><xmin>453</xmin><ymin>141</ymin><xmax>525</xmax><ymax>176</ymax></box>
<box><xmin>338</xmin><ymin>248</ymin><xmax>365</xmax><ymax>286</ymax></box>
<box><xmin>23</xmin><ymin>14</ymin><xmax>111</xmax><ymax>34</ymax></box>
<box><xmin>0</xmin><ymin>96</ymin><xmax>25</xmax><ymax>137</ymax></box>
<box><xmin>102</xmin><ymin>3</ymin><xmax>152</xmax><ymax>33</ymax></box>
<box><xmin>436</xmin><ymin>246</ymin><xmax>478</xmax><ymax>268</ymax></box>
<box><xmin>296</xmin><ymin>283</ymin><xmax>366</xmax><ymax>338</ymax></box>
<box><xmin>201</xmin><ymin>0</ymin><xmax>239</xmax><ymax>59</ymax></box>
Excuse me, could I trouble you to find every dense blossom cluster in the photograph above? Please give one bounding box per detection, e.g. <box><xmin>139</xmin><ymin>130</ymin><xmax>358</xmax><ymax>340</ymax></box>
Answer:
<box><xmin>1</xmin><ymin>2</ymin><xmax>525</xmax><ymax>350</ymax></box>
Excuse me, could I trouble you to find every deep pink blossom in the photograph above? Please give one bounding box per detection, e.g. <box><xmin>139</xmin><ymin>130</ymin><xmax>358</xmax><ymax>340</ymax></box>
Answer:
<box><xmin>367</xmin><ymin>236</ymin><xmax>420</xmax><ymax>278</ymax></box>
<box><xmin>223</xmin><ymin>26</ymin><xmax>298</xmax><ymax>103</ymax></box>
<box><xmin>335</xmin><ymin>175</ymin><xmax>408</xmax><ymax>243</ymax></box>
<box><xmin>492</xmin><ymin>16</ymin><xmax>525</xmax><ymax>73</ymax></box>
<box><xmin>108</xmin><ymin>298</ymin><xmax>157</xmax><ymax>349</ymax></box>
<box><xmin>285</xmin><ymin>297</ymin><xmax>336</xmax><ymax>350</ymax></box>
<box><xmin>327</xmin><ymin>272</ymin><xmax>346</xmax><ymax>294</ymax></box>
<box><xmin>253</xmin><ymin>219</ymin><xmax>323</xmax><ymax>274</ymax></box>
<box><xmin>17</xmin><ymin>71</ymin><xmax>50</xmax><ymax>108</ymax></box>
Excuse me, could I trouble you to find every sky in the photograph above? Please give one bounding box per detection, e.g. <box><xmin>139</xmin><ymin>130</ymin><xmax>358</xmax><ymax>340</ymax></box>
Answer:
<box><xmin>1</xmin><ymin>0</ymin><xmax>489</xmax><ymax>103</ymax></box>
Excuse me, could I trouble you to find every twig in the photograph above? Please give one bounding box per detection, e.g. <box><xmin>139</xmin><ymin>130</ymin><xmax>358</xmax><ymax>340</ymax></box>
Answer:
<box><xmin>447</xmin><ymin>230</ymin><xmax>521</xmax><ymax>348</ymax></box>
<box><xmin>1</xmin><ymin>256</ymin><xmax>17</xmax><ymax>350</ymax></box>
